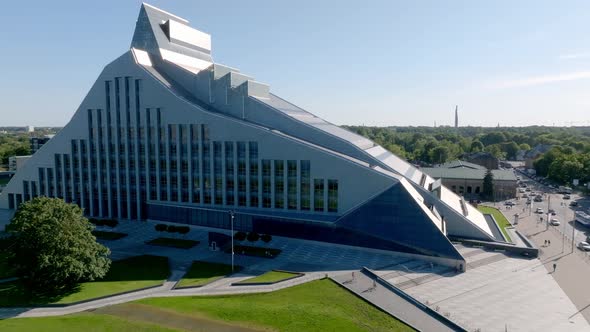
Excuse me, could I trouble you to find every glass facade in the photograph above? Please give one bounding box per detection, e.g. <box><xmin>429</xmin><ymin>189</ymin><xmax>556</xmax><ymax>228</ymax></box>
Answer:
<box><xmin>8</xmin><ymin>81</ymin><xmax>341</xmax><ymax>223</ymax></box>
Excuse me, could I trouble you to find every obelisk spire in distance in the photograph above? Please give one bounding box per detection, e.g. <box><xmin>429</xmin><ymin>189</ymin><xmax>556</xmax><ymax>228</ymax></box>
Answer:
<box><xmin>454</xmin><ymin>105</ymin><xmax>458</xmax><ymax>128</ymax></box>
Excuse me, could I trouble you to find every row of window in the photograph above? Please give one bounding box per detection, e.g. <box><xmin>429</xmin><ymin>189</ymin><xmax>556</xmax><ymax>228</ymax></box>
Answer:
<box><xmin>9</xmin><ymin>77</ymin><xmax>340</xmax><ymax>219</ymax></box>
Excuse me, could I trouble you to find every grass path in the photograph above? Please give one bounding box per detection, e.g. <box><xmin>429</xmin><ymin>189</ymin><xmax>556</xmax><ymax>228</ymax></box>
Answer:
<box><xmin>0</xmin><ymin>313</ymin><xmax>178</xmax><ymax>332</ymax></box>
<box><xmin>176</xmin><ymin>261</ymin><xmax>240</xmax><ymax>288</ymax></box>
<box><xmin>235</xmin><ymin>271</ymin><xmax>299</xmax><ymax>284</ymax></box>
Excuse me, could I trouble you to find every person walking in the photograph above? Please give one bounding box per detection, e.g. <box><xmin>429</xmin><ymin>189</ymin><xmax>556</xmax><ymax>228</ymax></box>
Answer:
<box><xmin>553</xmin><ymin>263</ymin><xmax>557</xmax><ymax>272</ymax></box>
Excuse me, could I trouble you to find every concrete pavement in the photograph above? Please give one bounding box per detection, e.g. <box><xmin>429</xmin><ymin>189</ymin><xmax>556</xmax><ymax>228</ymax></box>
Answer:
<box><xmin>333</xmin><ymin>270</ymin><xmax>460</xmax><ymax>332</ymax></box>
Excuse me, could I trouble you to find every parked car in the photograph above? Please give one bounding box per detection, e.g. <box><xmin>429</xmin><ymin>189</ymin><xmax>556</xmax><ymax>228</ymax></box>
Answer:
<box><xmin>577</xmin><ymin>241</ymin><xmax>590</xmax><ymax>251</ymax></box>
<box><xmin>518</xmin><ymin>188</ymin><xmax>526</xmax><ymax>193</ymax></box>
<box><xmin>563</xmin><ymin>194</ymin><xmax>571</xmax><ymax>200</ymax></box>
<box><xmin>526</xmin><ymin>188</ymin><xmax>532</xmax><ymax>192</ymax></box>
<box><xmin>549</xmin><ymin>218</ymin><xmax>560</xmax><ymax>226</ymax></box>
<box><xmin>504</xmin><ymin>201</ymin><xmax>516</xmax><ymax>206</ymax></box>
<box><xmin>536</xmin><ymin>208</ymin><xmax>544</xmax><ymax>214</ymax></box>
<box><xmin>570</xmin><ymin>201</ymin><xmax>578</xmax><ymax>207</ymax></box>
<box><xmin>548</xmin><ymin>208</ymin><xmax>556</xmax><ymax>215</ymax></box>
<box><xmin>534</xmin><ymin>196</ymin><xmax>543</xmax><ymax>202</ymax></box>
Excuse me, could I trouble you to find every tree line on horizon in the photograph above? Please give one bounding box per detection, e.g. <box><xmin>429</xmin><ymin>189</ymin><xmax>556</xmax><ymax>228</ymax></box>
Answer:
<box><xmin>345</xmin><ymin>125</ymin><xmax>590</xmax><ymax>185</ymax></box>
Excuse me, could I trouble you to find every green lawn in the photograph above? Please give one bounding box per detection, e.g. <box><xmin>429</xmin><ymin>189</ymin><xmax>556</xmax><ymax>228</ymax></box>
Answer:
<box><xmin>92</xmin><ymin>230</ymin><xmax>128</xmax><ymax>240</ymax></box>
<box><xmin>235</xmin><ymin>270</ymin><xmax>300</xmax><ymax>285</ymax></box>
<box><xmin>176</xmin><ymin>261</ymin><xmax>241</xmax><ymax>288</ymax></box>
<box><xmin>146</xmin><ymin>237</ymin><xmax>199</xmax><ymax>249</ymax></box>
<box><xmin>229</xmin><ymin>245</ymin><xmax>282</xmax><ymax>258</ymax></box>
<box><xmin>0</xmin><ymin>313</ymin><xmax>177</xmax><ymax>332</ymax></box>
<box><xmin>138</xmin><ymin>279</ymin><xmax>415</xmax><ymax>332</ymax></box>
<box><xmin>478</xmin><ymin>206</ymin><xmax>512</xmax><ymax>242</ymax></box>
<box><xmin>0</xmin><ymin>255</ymin><xmax>170</xmax><ymax>307</ymax></box>
<box><xmin>0</xmin><ymin>279</ymin><xmax>415</xmax><ymax>332</ymax></box>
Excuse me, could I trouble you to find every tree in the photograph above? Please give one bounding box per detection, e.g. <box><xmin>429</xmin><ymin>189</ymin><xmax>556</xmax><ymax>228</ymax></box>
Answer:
<box><xmin>502</xmin><ymin>141</ymin><xmax>519</xmax><ymax>160</ymax></box>
<box><xmin>429</xmin><ymin>146</ymin><xmax>450</xmax><ymax>164</ymax></box>
<box><xmin>470</xmin><ymin>140</ymin><xmax>484</xmax><ymax>152</ymax></box>
<box><xmin>6</xmin><ymin>197</ymin><xmax>110</xmax><ymax>293</ymax></box>
<box><xmin>519</xmin><ymin>143</ymin><xmax>531</xmax><ymax>151</ymax></box>
<box><xmin>482</xmin><ymin>170</ymin><xmax>494</xmax><ymax>200</ymax></box>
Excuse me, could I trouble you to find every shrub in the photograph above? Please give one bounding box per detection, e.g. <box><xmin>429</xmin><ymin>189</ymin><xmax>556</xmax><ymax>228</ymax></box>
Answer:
<box><xmin>234</xmin><ymin>231</ymin><xmax>247</xmax><ymax>241</ymax></box>
<box><xmin>246</xmin><ymin>232</ymin><xmax>260</xmax><ymax>242</ymax></box>
<box><xmin>178</xmin><ymin>226</ymin><xmax>190</xmax><ymax>235</ymax></box>
<box><xmin>155</xmin><ymin>224</ymin><xmax>168</xmax><ymax>232</ymax></box>
<box><xmin>261</xmin><ymin>234</ymin><xmax>272</xmax><ymax>243</ymax></box>
<box><xmin>167</xmin><ymin>225</ymin><xmax>178</xmax><ymax>233</ymax></box>
<box><xmin>104</xmin><ymin>219</ymin><xmax>118</xmax><ymax>228</ymax></box>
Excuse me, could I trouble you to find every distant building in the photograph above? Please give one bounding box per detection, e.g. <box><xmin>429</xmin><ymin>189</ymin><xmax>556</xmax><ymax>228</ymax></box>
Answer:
<box><xmin>463</xmin><ymin>151</ymin><xmax>499</xmax><ymax>170</ymax></box>
<box><xmin>8</xmin><ymin>155</ymin><xmax>32</xmax><ymax>172</ymax></box>
<box><xmin>30</xmin><ymin>136</ymin><xmax>53</xmax><ymax>154</ymax></box>
<box><xmin>422</xmin><ymin>161</ymin><xmax>517</xmax><ymax>200</ymax></box>
<box><xmin>27</xmin><ymin>126</ymin><xmax>34</xmax><ymax>133</ymax></box>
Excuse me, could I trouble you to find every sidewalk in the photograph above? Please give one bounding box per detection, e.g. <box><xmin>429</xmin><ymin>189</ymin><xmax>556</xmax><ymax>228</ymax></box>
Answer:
<box><xmin>332</xmin><ymin>270</ymin><xmax>459</xmax><ymax>332</ymax></box>
<box><xmin>506</xmin><ymin>206</ymin><xmax>590</xmax><ymax>323</ymax></box>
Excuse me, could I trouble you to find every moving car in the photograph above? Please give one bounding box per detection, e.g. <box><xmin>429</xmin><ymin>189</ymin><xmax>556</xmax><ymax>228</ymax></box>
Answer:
<box><xmin>549</xmin><ymin>218</ymin><xmax>560</xmax><ymax>226</ymax></box>
<box><xmin>570</xmin><ymin>201</ymin><xmax>578</xmax><ymax>207</ymax></box>
<box><xmin>534</xmin><ymin>196</ymin><xmax>543</xmax><ymax>202</ymax></box>
<box><xmin>504</xmin><ymin>201</ymin><xmax>516</xmax><ymax>206</ymax></box>
<box><xmin>563</xmin><ymin>194</ymin><xmax>571</xmax><ymax>200</ymax></box>
<box><xmin>548</xmin><ymin>208</ymin><xmax>556</xmax><ymax>215</ymax></box>
<box><xmin>518</xmin><ymin>188</ymin><xmax>526</xmax><ymax>193</ymax></box>
<box><xmin>577</xmin><ymin>241</ymin><xmax>590</xmax><ymax>251</ymax></box>
<box><xmin>536</xmin><ymin>208</ymin><xmax>544</xmax><ymax>214</ymax></box>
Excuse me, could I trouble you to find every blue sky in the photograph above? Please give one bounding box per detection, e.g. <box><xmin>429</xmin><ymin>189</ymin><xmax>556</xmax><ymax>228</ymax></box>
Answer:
<box><xmin>2</xmin><ymin>0</ymin><xmax>590</xmax><ymax>127</ymax></box>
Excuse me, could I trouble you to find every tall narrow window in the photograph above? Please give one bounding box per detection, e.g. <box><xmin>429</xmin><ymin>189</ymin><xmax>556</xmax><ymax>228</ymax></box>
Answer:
<box><xmin>274</xmin><ymin>160</ymin><xmax>284</xmax><ymax>209</ymax></box>
<box><xmin>328</xmin><ymin>179</ymin><xmax>338</xmax><ymax>212</ymax></box>
<box><xmin>300</xmin><ymin>160</ymin><xmax>310</xmax><ymax>210</ymax></box>
<box><xmin>249</xmin><ymin>142</ymin><xmax>259</xmax><ymax>208</ymax></box>
<box><xmin>225</xmin><ymin>141</ymin><xmax>234</xmax><ymax>205</ymax></box>
<box><xmin>262</xmin><ymin>159</ymin><xmax>271</xmax><ymax>208</ymax></box>
<box><xmin>287</xmin><ymin>160</ymin><xmax>297</xmax><ymax>210</ymax></box>
<box><xmin>314</xmin><ymin>179</ymin><xmax>324</xmax><ymax>212</ymax></box>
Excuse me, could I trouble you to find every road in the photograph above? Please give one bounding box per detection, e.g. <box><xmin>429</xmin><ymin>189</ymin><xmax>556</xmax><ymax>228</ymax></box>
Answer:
<box><xmin>496</xmin><ymin>171</ymin><xmax>590</xmax><ymax>323</ymax></box>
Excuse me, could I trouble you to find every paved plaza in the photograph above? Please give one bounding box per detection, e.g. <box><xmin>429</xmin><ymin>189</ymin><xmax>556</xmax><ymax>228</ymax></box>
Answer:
<box><xmin>2</xmin><ymin>211</ymin><xmax>590</xmax><ymax>331</ymax></box>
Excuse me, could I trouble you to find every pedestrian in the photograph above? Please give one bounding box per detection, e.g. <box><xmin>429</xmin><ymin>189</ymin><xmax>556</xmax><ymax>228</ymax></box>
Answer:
<box><xmin>373</xmin><ymin>279</ymin><xmax>377</xmax><ymax>288</ymax></box>
<box><xmin>352</xmin><ymin>271</ymin><xmax>355</xmax><ymax>281</ymax></box>
<box><xmin>548</xmin><ymin>240</ymin><xmax>551</xmax><ymax>246</ymax></box>
<box><xmin>553</xmin><ymin>263</ymin><xmax>557</xmax><ymax>272</ymax></box>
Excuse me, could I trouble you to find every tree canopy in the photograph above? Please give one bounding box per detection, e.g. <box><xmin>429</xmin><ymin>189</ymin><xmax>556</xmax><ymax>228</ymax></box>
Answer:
<box><xmin>6</xmin><ymin>197</ymin><xmax>111</xmax><ymax>293</ymax></box>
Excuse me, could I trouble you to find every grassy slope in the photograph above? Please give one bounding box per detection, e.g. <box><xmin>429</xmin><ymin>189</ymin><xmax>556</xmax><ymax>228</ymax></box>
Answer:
<box><xmin>139</xmin><ymin>279</ymin><xmax>415</xmax><ymax>332</ymax></box>
<box><xmin>478</xmin><ymin>206</ymin><xmax>512</xmax><ymax>242</ymax></box>
<box><xmin>0</xmin><ymin>255</ymin><xmax>169</xmax><ymax>306</ymax></box>
<box><xmin>0</xmin><ymin>313</ymin><xmax>179</xmax><ymax>332</ymax></box>
<box><xmin>176</xmin><ymin>261</ymin><xmax>239</xmax><ymax>288</ymax></box>
<box><xmin>237</xmin><ymin>271</ymin><xmax>299</xmax><ymax>284</ymax></box>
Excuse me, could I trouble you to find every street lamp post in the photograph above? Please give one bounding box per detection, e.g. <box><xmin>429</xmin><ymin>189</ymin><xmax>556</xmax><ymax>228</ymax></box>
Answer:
<box><xmin>229</xmin><ymin>210</ymin><xmax>235</xmax><ymax>272</ymax></box>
